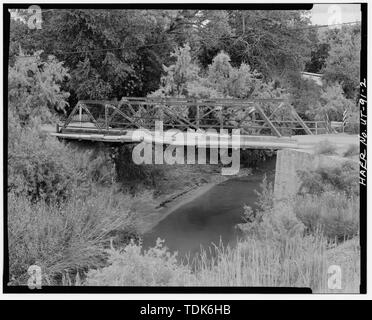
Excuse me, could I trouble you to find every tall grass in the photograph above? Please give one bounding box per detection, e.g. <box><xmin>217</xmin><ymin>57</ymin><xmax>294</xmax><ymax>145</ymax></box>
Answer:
<box><xmin>294</xmin><ymin>191</ymin><xmax>359</xmax><ymax>241</ymax></box>
<box><xmin>8</xmin><ymin>187</ymin><xmax>138</xmax><ymax>286</ymax></box>
<box><xmin>84</xmin><ymin>234</ymin><xmax>359</xmax><ymax>292</ymax></box>
<box><xmin>190</xmin><ymin>234</ymin><xmax>328</xmax><ymax>288</ymax></box>
<box><xmin>84</xmin><ymin>163</ymin><xmax>360</xmax><ymax>293</ymax></box>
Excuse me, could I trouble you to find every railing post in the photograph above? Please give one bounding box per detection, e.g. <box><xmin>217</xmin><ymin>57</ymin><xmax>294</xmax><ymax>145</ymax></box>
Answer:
<box><xmin>105</xmin><ymin>104</ymin><xmax>109</xmax><ymax>131</ymax></box>
<box><xmin>79</xmin><ymin>104</ymin><xmax>82</xmax><ymax>124</ymax></box>
<box><xmin>315</xmin><ymin>121</ymin><xmax>318</xmax><ymax>135</ymax></box>
<box><xmin>219</xmin><ymin>106</ymin><xmax>223</xmax><ymax>130</ymax></box>
<box><xmin>159</xmin><ymin>103</ymin><xmax>164</xmax><ymax>127</ymax></box>
<box><xmin>196</xmin><ymin>104</ymin><xmax>200</xmax><ymax>129</ymax></box>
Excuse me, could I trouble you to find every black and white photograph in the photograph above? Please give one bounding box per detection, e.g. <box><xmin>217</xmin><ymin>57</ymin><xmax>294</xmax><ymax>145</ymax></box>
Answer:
<box><xmin>1</xmin><ymin>1</ymin><xmax>368</xmax><ymax>299</ymax></box>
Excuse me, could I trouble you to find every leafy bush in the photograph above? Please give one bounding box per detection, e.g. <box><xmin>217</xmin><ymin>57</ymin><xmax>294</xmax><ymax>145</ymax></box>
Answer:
<box><xmin>85</xmin><ymin>239</ymin><xmax>192</xmax><ymax>286</ymax></box>
<box><xmin>85</xmin><ymin>232</ymin><xmax>359</xmax><ymax>292</ymax></box>
<box><xmin>240</xmin><ymin>174</ymin><xmax>305</xmax><ymax>242</ymax></box>
<box><xmin>8</xmin><ymin>120</ymin><xmax>116</xmax><ymax>202</ymax></box>
<box><xmin>8</xmin><ymin>122</ymin><xmax>77</xmax><ymax>202</ymax></box>
<box><xmin>8</xmin><ymin>51</ymin><xmax>70</xmax><ymax>124</ymax></box>
<box><xmin>84</xmin><ymin>172</ymin><xmax>359</xmax><ymax>292</ymax></box>
<box><xmin>314</xmin><ymin>140</ymin><xmax>337</xmax><ymax>155</ymax></box>
<box><xmin>295</xmin><ymin>161</ymin><xmax>359</xmax><ymax>240</ymax></box>
<box><xmin>343</xmin><ymin>144</ymin><xmax>359</xmax><ymax>157</ymax></box>
<box><xmin>8</xmin><ymin>188</ymin><xmax>137</xmax><ymax>285</ymax></box>
<box><xmin>8</xmin><ymin>71</ymin><xmax>118</xmax><ymax>199</ymax></box>
<box><xmin>322</xmin><ymin>25</ymin><xmax>361</xmax><ymax>99</ymax></box>
<box><xmin>294</xmin><ymin>191</ymin><xmax>359</xmax><ymax>241</ymax></box>
<box><xmin>344</xmin><ymin>111</ymin><xmax>360</xmax><ymax>134</ymax></box>
<box><xmin>290</xmin><ymin>73</ymin><xmax>323</xmax><ymax>115</ymax></box>
<box><xmin>307</xmin><ymin>84</ymin><xmax>355</xmax><ymax>123</ymax></box>
<box><xmin>297</xmin><ymin>161</ymin><xmax>359</xmax><ymax>197</ymax></box>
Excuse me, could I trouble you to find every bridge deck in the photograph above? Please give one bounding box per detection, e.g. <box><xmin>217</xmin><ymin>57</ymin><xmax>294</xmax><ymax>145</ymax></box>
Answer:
<box><xmin>51</xmin><ymin>126</ymin><xmax>299</xmax><ymax>149</ymax></box>
<box><xmin>43</xmin><ymin>124</ymin><xmax>357</xmax><ymax>151</ymax></box>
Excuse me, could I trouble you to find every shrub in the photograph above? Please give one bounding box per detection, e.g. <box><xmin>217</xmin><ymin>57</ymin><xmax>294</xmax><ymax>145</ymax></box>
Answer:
<box><xmin>343</xmin><ymin>144</ymin><xmax>359</xmax><ymax>157</ymax></box>
<box><xmin>297</xmin><ymin>161</ymin><xmax>359</xmax><ymax>197</ymax></box>
<box><xmin>85</xmin><ymin>239</ymin><xmax>192</xmax><ymax>286</ymax></box>
<box><xmin>296</xmin><ymin>162</ymin><xmax>359</xmax><ymax>240</ymax></box>
<box><xmin>8</xmin><ymin>120</ymin><xmax>116</xmax><ymax>203</ymax></box>
<box><xmin>314</xmin><ymin>140</ymin><xmax>337</xmax><ymax>155</ymax></box>
<box><xmin>240</xmin><ymin>174</ymin><xmax>305</xmax><ymax>241</ymax></box>
<box><xmin>85</xmin><ymin>233</ymin><xmax>359</xmax><ymax>292</ymax></box>
<box><xmin>8</xmin><ymin>122</ymin><xmax>78</xmax><ymax>202</ymax></box>
<box><xmin>294</xmin><ymin>191</ymin><xmax>359</xmax><ymax>241</ymax></box>
<box><xmin>8</xmin><ymin>51</ymin><xmax>70</xmax><ymax>124</ymax></box>
<box><xmin>83</xmin><ymin>172</ymin><xmax>359</xmax><ymax>292</ymax></box>
<box><xmin>8</xmin><ymin>187</ymin><xmax>137</xmax><ymax>286</ymax></box>
<box><xmin>344</xmin><ymin>110</ymin><xmax>360</xmax><ymax>134</ymax></box>
<box><xmin>307</xmin><ymin>84</ymin><xmax>355</xmax><ymax>123</ymax></box>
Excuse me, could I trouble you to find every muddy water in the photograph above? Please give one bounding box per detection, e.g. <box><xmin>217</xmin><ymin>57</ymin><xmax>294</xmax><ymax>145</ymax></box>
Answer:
<box><xmin>142</xmin><ymin>158</ymin><xmax>276</xmax><ymax>259</ymax></box>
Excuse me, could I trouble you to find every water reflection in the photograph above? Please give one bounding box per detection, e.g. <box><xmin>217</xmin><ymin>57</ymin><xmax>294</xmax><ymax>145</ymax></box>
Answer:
<box><xmin>143</xmin><ymin>160</ymin><xmax>276</xmax><ymax>259</ymax></box>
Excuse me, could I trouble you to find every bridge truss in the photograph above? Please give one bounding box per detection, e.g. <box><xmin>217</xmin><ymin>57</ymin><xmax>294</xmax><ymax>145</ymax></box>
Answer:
<box><xmin>58</xmin><ymin>97</ymin><xmax>320</xmax><ymax>138</ymax></box>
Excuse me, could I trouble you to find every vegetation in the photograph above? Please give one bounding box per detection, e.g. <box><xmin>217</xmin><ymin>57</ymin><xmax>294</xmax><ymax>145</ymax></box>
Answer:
<box><xmin>294</xmin><ymin>191</ymin><xmax>359</xmax><ymax>241</ymax></box>
<box><xmin>8</xmin><ymin>189</ymin><xmax>137</xmax><ymax>285</ymax></box>
<box><xmin>85</xmin><ymin>164</ymin><xmax>360</xmax><ymax>292</ymax></box>
<box><xmin>7</xmin><ymin>46</ymin><xmax>142</xmax><ymax>285</ymax></box>
<box><xmin>297</xmin><ymin>161</ymin><xmax>359</xmax><ymax>197</ymax></box>
<box><xmin>321</xmin><ymin>25</ymin><xmax>361</xmax><ymax>100</ymax></box>
<box><xmin>9</xmin><ymin>9</ymin><xmax>360</xmax><ymax>128</ymax></box>
<box><xmin>85</xmin><ymin>233</ymin><xmax>359</xmax><ymax>292</ymax></box>
<box><xmin>343</xmin><ymin>144</ymin><xmax>359</xmax><ymax>158</ymax></box>
<box><xmin>313</xmin><ymin>140</ymin><xmax>338</xmax><ymax>155</ymax></box>
<box><xmin>295</xmin><ymin>160</ymin><xmax>359</xmax><ymax>242</ymax></box>
<box><xmin>7</xmin><ymin>9</ymin><xmax>360</xmax><ymax>290</ymax></box>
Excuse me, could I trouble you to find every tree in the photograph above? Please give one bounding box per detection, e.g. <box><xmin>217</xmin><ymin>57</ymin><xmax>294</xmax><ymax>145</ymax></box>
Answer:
<box><xmin>9</xmin><ymin>9</ymin><xmax>317</xmax><ymax>103</ymax></box>
<box><xmin>9</xmin><ymin>9</ymin><xmax>194</xmax><ymax>102</ymax></box>
<box><xmin>221</xmin><ymin>10</ymin><xmax>312</xmax><ymax>81</ymax></box>
<box><xmin>305</xmin><ymin>43</ymin><xmax>330</xmax><ymax>73</ymax></box>
<box><xmin>288</xmin><ymin>73</ymin><xmax>323</xmax><ymax>116</ymax></box>
<box><xmin>193</xmin><ymin>10</ymin><xmax>234</xmax><ymax>68</ymax></box>
<box><xmin>322</xmin><ymin>24</ymin><xmax>361</xmax><ymax>99</ymax></box>
<box><xmin>8</xmin><ymin>51</ymin><xmax>70</xmax><ymax>124</ymax></box>
<box><xmin>307</xmin><ymin>84</ymin><xmax>354</xmax><ymax>123</ymax></box>
<box><xmin>151</xmin><ymin>44</ymin><xmax>200</xmax><ymax>97</ymax></box>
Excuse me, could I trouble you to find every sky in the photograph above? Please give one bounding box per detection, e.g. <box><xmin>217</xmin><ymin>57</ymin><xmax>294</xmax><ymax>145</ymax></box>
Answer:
<box><xmin>311</xmin><ymin>3</ymin><xmax>361</xmax><ymax>25</ymax></box>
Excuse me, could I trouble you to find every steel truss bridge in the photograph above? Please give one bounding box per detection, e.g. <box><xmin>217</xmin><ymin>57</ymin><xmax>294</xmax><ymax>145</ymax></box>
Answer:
<box><xmin>53</xmin><ymin>97</ymin><xmax>331</xmax><ymax>149</ymax></box>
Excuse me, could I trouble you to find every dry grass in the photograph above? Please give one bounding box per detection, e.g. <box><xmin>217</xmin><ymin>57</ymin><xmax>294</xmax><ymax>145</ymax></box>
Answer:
<box><xmin>294</xmin><ymin>192</ymin><xmax>359</xmax><ymax>241</ymax></box>
<box><xmin>190</xmin><ymin>236</ymin><xmax>359</xmax><ymax>293</ymax></box>
<box><xmin>325</xmin><ymin>237</ymin><xmax>360</xmax><ymax>293</ymax></box>
<box><xmin>188</xmin><ymin>234</ymin><xmax>328</xmax><ymax>289</ymax></box>
<box><xmin>8</xmin><ymin>187</ymin><xmax>138</xmax><ymax>286</ymax></box>
<box><xmin>84</xmin><ymin>171</ymin><xmax>360</xmax><ymax>293</ymax></box>
<box><xmin>84</xmin><ymin>234</ymin><xmax>360</xmax><ymax>293</ymax></box>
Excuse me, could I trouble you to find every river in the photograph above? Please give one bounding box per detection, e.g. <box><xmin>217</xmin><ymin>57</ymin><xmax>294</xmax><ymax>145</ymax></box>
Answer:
<box><xmin>142</xmin><ymin>158</ymin><xmax>276</xmax><ymax>259</ymax></box>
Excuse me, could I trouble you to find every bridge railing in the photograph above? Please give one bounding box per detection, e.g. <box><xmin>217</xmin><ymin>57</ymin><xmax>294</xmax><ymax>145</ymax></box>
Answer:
<box><xmin>59</xmin><ymin>98</ymin><xmax>321</xmax><ymax>137</ymax></box>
